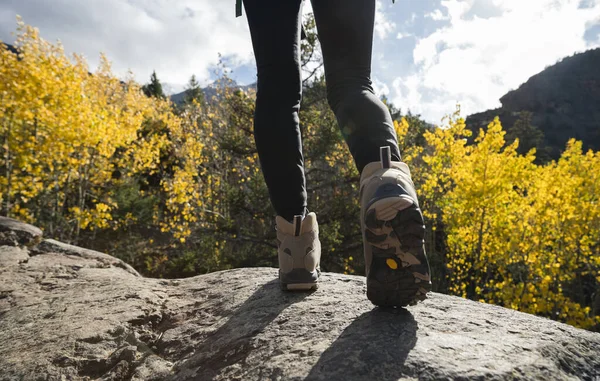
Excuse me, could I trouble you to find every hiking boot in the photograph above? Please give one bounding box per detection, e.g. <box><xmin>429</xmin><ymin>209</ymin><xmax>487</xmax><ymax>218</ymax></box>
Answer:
<box><xmin>276</xmin><ymin>212</ymin><xmax>321</xmax><ymax>291</ymax></box>
<box><xmin>359</xmin><ymin>146</ymin><xmax>432</xmax><ymax>307</ymax></box>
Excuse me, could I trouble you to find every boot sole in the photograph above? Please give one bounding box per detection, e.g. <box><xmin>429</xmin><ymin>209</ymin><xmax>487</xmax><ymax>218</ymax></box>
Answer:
<box><xmin>281</xmin><ymin>283</ymin><xmax>319</xmax><ymax>291</ymax></box>
<box><xmin>280</xmin><ymin>268</ymin><xmax>320</xmax><ymax>291</ymax></box>
<box><xmin>364</xmin><ymin>197</ymin><xmax>432</xmax><ymax>307</ymax></box>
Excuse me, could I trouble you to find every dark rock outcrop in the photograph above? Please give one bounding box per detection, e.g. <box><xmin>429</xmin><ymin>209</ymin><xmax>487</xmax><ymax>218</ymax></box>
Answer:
<box><xmin>466</xmin><ymin>48</ymin><xmax>600</xmax><ymax>160</ymax></box>
<box><xmin>1</xmin><ymin>217</ymin><xmax>599</xmax><ymax>380</ymax></box>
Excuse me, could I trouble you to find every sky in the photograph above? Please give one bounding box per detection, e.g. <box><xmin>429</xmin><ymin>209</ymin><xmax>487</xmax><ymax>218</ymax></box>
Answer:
<box><xmin>1</xmin><ymin>0</ymin><xmax>599</xmax><ymax>123</ymax></box>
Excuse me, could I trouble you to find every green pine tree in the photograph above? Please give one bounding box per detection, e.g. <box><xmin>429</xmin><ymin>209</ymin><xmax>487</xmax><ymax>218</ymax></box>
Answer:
<box><xmin>506</xmin><ymin>111</ymin><xmax>550</xmax><ymax>163</ymax></box>
<box><xmin>184</xmin><ymin>75</ymin><xmax>204</xmax><ymax>105</ymax></box>
<box><xmin>142</xmin><ymin>71</ymin><xmax>165</xmax><ymax>99</ymax></box>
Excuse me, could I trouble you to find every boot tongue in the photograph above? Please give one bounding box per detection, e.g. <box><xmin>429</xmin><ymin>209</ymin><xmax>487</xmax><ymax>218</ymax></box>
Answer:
<box><xmin>360</xmin><ymin>147</ymin><xmax>412</xmax><ymax>185</ymax></box>
<box><xmin>380</xmin><ymin>146</ymin><xmax>392</xmax><ymax>169</ymax></box>
<box><xmin>360</xmin><ymin>146</ymin><xmax>392</xmax><ymax>184</ymax></box>
<box><xmin>275</xmin><ymin>213</ymin><xmax>317</xmax><ymax>236</ymax></box>
<box><xmin>293</xmin><ymin>215</ymin><xmax>302</xmax><ymax>236</ymax></box>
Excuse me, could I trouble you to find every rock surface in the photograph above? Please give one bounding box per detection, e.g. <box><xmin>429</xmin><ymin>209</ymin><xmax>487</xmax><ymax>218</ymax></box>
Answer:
<box><xmin>1</xmin><ymin>218</ymin><xmax>599</xmax><ymax>381</ymax></box>
<box><xmin>0</xmin><ymin>216</ymin><xmax>42</xmax><ymax>247</ymax></box>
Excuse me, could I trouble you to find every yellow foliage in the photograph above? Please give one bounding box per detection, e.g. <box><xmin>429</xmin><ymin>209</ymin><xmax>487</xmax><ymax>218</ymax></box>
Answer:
<box><xmin>0</xmin><ymin>19</ymin><xmax>207</xmax><ymax>241</ymax></box>
<box><xmin>413</xmin><ymin>110</ymin><xmax>600</xmax><ymax>329</ymax></box>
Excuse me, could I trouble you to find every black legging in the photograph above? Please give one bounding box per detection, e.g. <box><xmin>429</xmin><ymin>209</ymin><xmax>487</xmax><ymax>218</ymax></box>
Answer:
<box><xmin>243</xmin><ymin>0</ymin><xmax>400</xmax><ymax>222</ymax></box>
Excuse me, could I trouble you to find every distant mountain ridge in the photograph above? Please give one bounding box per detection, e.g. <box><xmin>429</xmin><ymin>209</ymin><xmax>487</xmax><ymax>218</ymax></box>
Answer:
<box><xmin>170</xmin><ymin>81</ymin><xmax>256</xmax><ymax>105</ymax></box>
<box><xmin>1</xmin><ymin>42</ymin><xmax>19</xmax><ymax>54</ymax></box>
<box><xmin>466</xmin><ymin>48</ymin><xmax>600</xmax><ymax>160</ymax></box>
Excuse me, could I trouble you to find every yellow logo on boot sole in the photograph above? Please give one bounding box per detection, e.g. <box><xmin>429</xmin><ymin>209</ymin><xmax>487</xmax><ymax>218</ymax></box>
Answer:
<box><xmin>386</xmin><ymin>258</ymin><xmax>398</xmax><ymax>270</ymax></box>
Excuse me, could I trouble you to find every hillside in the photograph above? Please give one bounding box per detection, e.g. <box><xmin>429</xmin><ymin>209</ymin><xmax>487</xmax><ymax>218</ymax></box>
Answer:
<box><xmin>466</xmin><ymin>48</ymin><xmax>600</xmax><ymax>161</ymax></box>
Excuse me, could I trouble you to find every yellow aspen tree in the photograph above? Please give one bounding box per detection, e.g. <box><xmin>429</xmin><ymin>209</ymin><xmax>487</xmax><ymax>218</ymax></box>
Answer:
<box><xmin>0</xmin><ymin>20</ymin><xmax>207</xmax><ymax>246</ymax></box>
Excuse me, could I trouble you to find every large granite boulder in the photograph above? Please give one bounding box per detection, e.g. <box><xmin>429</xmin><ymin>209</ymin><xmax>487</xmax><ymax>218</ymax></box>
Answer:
<box><xmin>1</xmin><ymin>217</ymin><xmax>599</xmax><ymax>380</ymax></box>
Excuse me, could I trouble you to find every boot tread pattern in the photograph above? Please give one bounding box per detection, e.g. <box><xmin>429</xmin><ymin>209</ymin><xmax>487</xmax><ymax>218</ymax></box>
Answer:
<box><xmin>365</xmin><ymin>201</ymin><xmax>432</xmax><ymax>307</ymax></box>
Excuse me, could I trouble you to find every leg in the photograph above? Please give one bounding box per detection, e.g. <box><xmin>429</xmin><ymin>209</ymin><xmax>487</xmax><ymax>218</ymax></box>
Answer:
<box><xmin>310</xmin><ymin>0</ymin><xmax>401</xmax><ymax>174</ymax></box>
<box><xmin>244</xmin><ymin>0</ymin><xmax>306</xmax><ymax>222</ymax></box>
<box><xmin>312</xmin><ymin>0</ymin><xmax>431</xmax><ymax>306</ymax></box>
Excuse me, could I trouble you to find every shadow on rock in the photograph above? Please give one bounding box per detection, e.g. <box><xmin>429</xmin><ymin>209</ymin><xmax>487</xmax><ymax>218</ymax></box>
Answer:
<box><xmin>171</xmin><ymin>279</ymin><xmax>310</xmax><ymax>380</ymax></box>
<box><xmin>305</xmin><ymin>308</ymin><xmax>418</xmax><ymax>381</ymax></box>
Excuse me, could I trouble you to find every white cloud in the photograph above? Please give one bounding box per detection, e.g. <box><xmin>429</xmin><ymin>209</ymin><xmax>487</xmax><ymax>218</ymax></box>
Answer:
<box><xmin>448</xmin><ymin>0</ymin><xmax>474</xmax><ymax>18</ymax></box>
<box><xmin>393</xmin><ymin>75</ymin><xmax>422</xmax><ymax>108</ymax></box>
<box><xmin>375</xmin><ymin>0</ymin><xmax>396</xmax><ymax>39</ymax></box>
<box><xmin>0</xmin><ymin>0</ymin><xmax>254</xmax><ymax>88</ymax></box>
<box><xmin>3</xmin><ymin>0</ymin><xmax>599</xmax><ymax>122</ymax></box>
<box><xmin>391</xmin><ymin>0</ymin><xmax>600</xmax><ymax>123</ymax></box>
<box><xmin>396</xmin><ymin>32</ymin><xmax>413</xmax><ymax>39</ymax></box>
<box><xmin>425</xmin><ymin>9</ymin><xmax>450</xmax><ymax>21</ymax></box>
<box><xmin>373</xmin><ymin>76</ymin><xmax>390</xmax><ymax>97</ymax></box>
